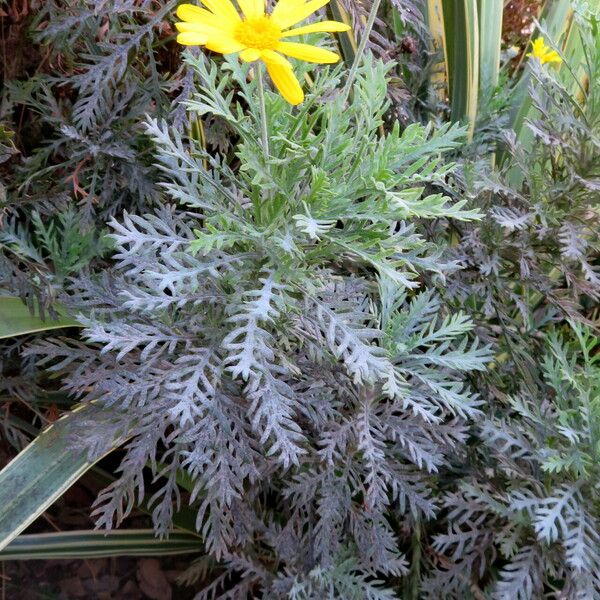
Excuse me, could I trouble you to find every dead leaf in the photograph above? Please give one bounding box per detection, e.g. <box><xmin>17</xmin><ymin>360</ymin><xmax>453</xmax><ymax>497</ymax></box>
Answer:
<box><xmin>60</xmin><ymin>577</ymin><xmax>86</xmax><ymax>597</ymax></box>
<box><xmin>137</xmin><ymin>558</ymin><xmax>172</xmax><ymax>600</ymax></box>
<box><xmin>118</xmin><ymin>579</ymin><xmax>142</xmax><ymax>600</ymax></box>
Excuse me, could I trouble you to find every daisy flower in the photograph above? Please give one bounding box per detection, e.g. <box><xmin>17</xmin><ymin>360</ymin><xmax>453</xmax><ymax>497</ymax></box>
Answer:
<box><xmin>527</xmin><ymin>36</ymin><xmax>562</xmax><ymax>66</ymax></box>
<box><xmin>175</xmin><ymin>0</ymin><xmax>350</xmax><ymax>105</ymax></box>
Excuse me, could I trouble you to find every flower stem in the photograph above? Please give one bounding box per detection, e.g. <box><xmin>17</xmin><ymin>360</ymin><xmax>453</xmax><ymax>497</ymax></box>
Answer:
<box><xmin>340</xmin><ymin>0</ymin><xmax>383</xmax><ymax>104</ymax></box>
<box><xmin>256</xmin><ymin>63</ymin><xmax>270</xmax><ymax>159</ymax></box>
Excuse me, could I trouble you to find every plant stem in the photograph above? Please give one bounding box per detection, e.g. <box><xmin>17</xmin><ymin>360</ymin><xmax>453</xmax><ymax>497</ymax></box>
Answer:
<box><xmin>256</xmin><ymin>63</ymin><xmax>270</xmax><ymax>159</ymax></box>
<box><xmin>340</xmin><ymin>0</ymin><xmax>383</xmax><ymax>104</ymax></box>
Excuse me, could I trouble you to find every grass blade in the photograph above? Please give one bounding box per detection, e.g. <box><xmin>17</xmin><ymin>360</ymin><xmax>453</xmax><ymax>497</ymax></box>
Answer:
<box><xmin>0</xmin><ymin>405</ymin><xmax>120</xmax><ymax>552</ymax></box>
<box><xmin>0</xmin><ymin>297</ymin><xmax>81</xmax><ymax>339</ymax></box>
<box><xmin>478</xmin><ymin>0</ymin><xmax>503</xmax><ymax>92</ymax></box>
<box><xmin>327</xmin><ymin>0</ymin><xmax>357</xmax><ymax>67</ymax></box>
<box><xmin>425</xmin><ymin>0</ymin><xmax>449</xmax><ymax>103</ymax></box>
<box><xmin>442</xmin><ymin>0</ymin><xmax>479</xmax><ymax>140</ymax></box>
<box><xmin>0</xmin><ymin>530</ymin><xmax>201</xmax><ymax>560</ymax></box>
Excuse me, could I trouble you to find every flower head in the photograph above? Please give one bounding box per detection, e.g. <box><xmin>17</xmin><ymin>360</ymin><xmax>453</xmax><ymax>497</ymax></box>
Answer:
<box><xmin>175</xmin><ymin>0</ymin><xmax>350</xmax><ymax>105</ymax></box>
<box><xmin>527</xmin><ymin>36</ymin><xmax>562</xmax><ymax>66</ymax></box>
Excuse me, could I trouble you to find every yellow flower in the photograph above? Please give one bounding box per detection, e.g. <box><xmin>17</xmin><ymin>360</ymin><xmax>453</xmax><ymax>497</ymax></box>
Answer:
<box><xmin>175</xmin><ymin>0</ymin><xmax>350</xmax><ymax>105</ymax></box>
<box><xmin>527</xmin><ymin>36</ymin><xmax>562</xmax><ymax>66</ymax></box>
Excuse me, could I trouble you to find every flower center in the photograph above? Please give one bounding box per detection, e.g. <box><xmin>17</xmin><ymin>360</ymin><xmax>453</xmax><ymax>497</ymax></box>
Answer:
<box><xmin>234</xmin><ymin>16</ymin><xmax>281</xmax><ymax>50</ymax></box>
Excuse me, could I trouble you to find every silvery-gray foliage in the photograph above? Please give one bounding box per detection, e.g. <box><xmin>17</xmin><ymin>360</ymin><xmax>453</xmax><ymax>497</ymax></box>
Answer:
<box><xmin>4</xmin><ymin>3</ymin><xmax>598</xmax><ymax>598</ymax></box>
<box><xmin>424</xmin><ymin>321</ymin><xmax>600</xmax><ymax>599</ymax></box>
<box><xmin>450</xmin><ymin>21</ymin><xmax>600</xmax><ymax>329</ymax></box>
<box><xmin>1</xmin><ymin>0</ymin><xmax>191</xmax><ymax>320</ymax></box>
<box><xmin>338</xmin><ymin>0</ymin><xmax>426</xmax><ymax>55</ymax></box>
<box><xmin>335</xmin><ymin>0</ymin><xmax>429</xmax><ymax>126</ymax></box>
<box><xmin>419</xmin><ymin>18</ymin><xmax>600</xmax><ymax>598</ymax></box>
<box><xmin>6</xmin><ymin>0</ymin><xmax>190</xmax><ymax>222</ymax></box>
<box><xmin>27</xmin><ymin>55</ymin><xmax>490</xmax><ymax>595</ymax></box>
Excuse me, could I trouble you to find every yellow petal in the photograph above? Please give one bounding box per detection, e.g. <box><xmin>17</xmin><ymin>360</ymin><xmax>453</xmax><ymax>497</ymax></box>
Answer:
<box><xmin>532</xmin><ymin>37</ymin><xmax>546</xmax><ymax>51</ymax></box>
<box><xmin>204</xmin><ymin>37</ymin><xmax>246</xmax><ymax>54</ymax></box>
<box><xmin>280</xmin><ymin>20</ymin><xmax>350</xmax><ymax>37</ymax></box>
<box><xmin>176</xmin><ymin>4</ymin><xmax>214</xmax><ymax>21</ymax></box>
<box><xmin>200</xmin><ymin>0</ymin><xmax>241</xmax><ymax>22</ymax></box>
<box><xmin>177</xmin><ymin>31</ymin><xmax>209</xmax><ymax>46</ymax></box>
<box><xmin>176</xmin><ymin>3</ymin><xmax>238</xmax><ymax>36</ymax></box>
<box><xmin>260</xmin><ymin>49</ymin><xmax>290</xmax><ymax>67</ymax></box>
<box><xmin>277</xmin><ymin>41</ymin><xmax>340</xmax><ymax>63</ymax></box>
<box><xmin>237</xmin><ymin>0</ymin><xmax>265</xmax><ymax>20</ymax></box>
<box><xmin>270</xmin><ymin>0</ymin><xmax>304</xmax><ymax>21</ymax></box>
<box><xmin>264</xmin><ymin>58</ymin><xmax>304</xmax><ymax>105</ymax></box>
<box><xmin>240</xmin><ymin>48</ymin><xmax>261</xmax><ymax>62</ymax></box>
<box><xmin>175</xmin><ymin>21</ymin><xmax>223</xmax><ymax>36</ymax></box>
<box><xmin>542</xmin><ymin>50</ymin><xmax>562</xmax><ymax>64</ymax></box>
<box><xmin>272</xmin><ymin>0</ymin><xmax>331</xmax><ymax>29</ymax></box>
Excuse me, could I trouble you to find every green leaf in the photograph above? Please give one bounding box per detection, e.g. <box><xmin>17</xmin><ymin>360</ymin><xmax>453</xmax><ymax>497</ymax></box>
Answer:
<box><xmin>427</xmin><ymin>0</ymin><xmax>503</xmax><ymax>140</ymax></box>
<box><xmin>442</xmin><ymin>0</ymin><xmax>480</xmax><ymax>140</ymax></box>
<box><xmin>0</xmin><ymin>529</ymin><xmax>201</xmax><ymax>560</ymax></box>
<box><xmin>0</xmin><ymin>405</ymin><xmax>119</xmax><ymax>552</ymax></box>
<box><xmin>0</xmin><ymin>297</ymin><xmax>81</xmax><ymax>339</ymax></box>
<box><xmin>477</xmin><ymin>0</ymin><xmax>503</xmax><ymax>93</ymax></box>
<box><xmin>425</xmin><ymin>0</ymin><xmax>449</xmax><ymax>103</ymax></box>
<box><xmin>327</xmin><ymin>0</ymin><xmax>357</xmax><ymax>68</ymax></box>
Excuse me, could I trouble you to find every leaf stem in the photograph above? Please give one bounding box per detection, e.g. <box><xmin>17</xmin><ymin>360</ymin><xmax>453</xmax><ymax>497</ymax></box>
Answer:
<box><xmin>256</xmin><ymin>63</ymin><xmax>270</xmax><ymax>159</ymax></box>
<box><xmin>340</xmin><ymin>0</ymin><xmax>383</xmax><ymax>104</ymax></box>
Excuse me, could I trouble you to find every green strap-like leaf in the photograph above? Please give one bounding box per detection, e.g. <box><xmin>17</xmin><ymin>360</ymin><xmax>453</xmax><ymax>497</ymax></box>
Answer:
<box><xmin>477</xmin><ymin>0</ymin><xmax>503</xmax><ymax>93</ymax></box>
<box><xmin>327</xmin><ymin>0</ymin><xmax>357</xmax><ymax>68</ymax></box>
<box><xmin>0</xmin><ymin>405</ymin><xmax>118</xmax><ymax>552</ymax></box>
<box><xmin>442</xmin><ymin>0</ymin><xmax>480</xmax><ymax>140</ymax></box>
<box><xmin>0</xmin><ymin>296</ymin><xmax>81</xmax><ymax>339</ymax></box>
<box><xmin>425</xmin><ymin>0</ymin><xmax>449</xmax><ymax>103</ymax></box>
<box><xmin>0</xmin><ymin>529</ymin><xmax>202</xmax><ymax>560</ymax></box>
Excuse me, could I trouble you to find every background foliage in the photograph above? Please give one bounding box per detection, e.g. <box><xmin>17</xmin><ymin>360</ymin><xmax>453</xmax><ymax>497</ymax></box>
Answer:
<box><xmin>0</xmin><ymin>0</ymin><xmax>599</xmax><ymax>598</ymax></box>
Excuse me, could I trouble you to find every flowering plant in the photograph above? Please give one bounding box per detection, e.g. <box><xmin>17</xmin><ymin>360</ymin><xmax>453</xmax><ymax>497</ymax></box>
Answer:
<box><xmin>175</xmin><ymin>0</ymin><xmax>349</xmax><ymax>104</ymax></box>
<box><xmin>527</xmin><ymin>35</ymin><xmax>563</xmax><ymax>65</ymax></box>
